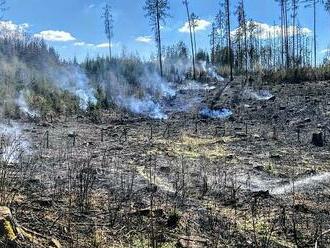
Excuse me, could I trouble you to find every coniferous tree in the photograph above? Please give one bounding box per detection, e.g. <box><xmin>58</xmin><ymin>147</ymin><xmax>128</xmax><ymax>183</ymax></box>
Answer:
<box><xmin>291</xmin><ymin>0</ymin><xmax>300</xmax><ymax>67</ymax></box>
<box><xmin>190</xmin><ymin>13</ymin><xmax>200</xmax><ymax>62</ymax></box>
<box><xmin>144</xmin><ymin>0</ymin><xmax>170</xmax><ymax>77</ymax></box>
<box><xmin>183</xmin><ymin>0</ymin><xmax>196</xmax><ymax>79</ymax></box>
<box><xmin>324</xmin><ymin>0</ymin><xmax>330</xmax><ymax>36</ymax></box>
<box><xmin>209</xmin><ymin>22</ymin><xmax>217</xmax><ymax>64</ymax></box>
<box><xmin>0</xmin><ymin>0</ymin><xmax>6</xmax><ymax>19</ymax></box>
<box><xmin>225</xmin><ymin>0</ymin><xmax>233</xmax><ymax>80</ymax></box>
<box><xmin>102</xmin><ymin>2</ymin><xmax>114</xmax><ymax>59</ymax></box>
<box><xmin>235</xmin><ymin>0</ymin><xmax>248</xmax><ymax>76</ymax></box>
<box><xmin>326</xmin><ymin>0</ymin><xmax>330</xmax><ymax>11</ymax></box>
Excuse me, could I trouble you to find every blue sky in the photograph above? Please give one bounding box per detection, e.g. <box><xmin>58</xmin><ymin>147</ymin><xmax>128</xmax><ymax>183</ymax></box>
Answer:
<box><xmin>3</xmin><ymin>0</ymin><xmax>330</xmax><ymax>62</ymax></box>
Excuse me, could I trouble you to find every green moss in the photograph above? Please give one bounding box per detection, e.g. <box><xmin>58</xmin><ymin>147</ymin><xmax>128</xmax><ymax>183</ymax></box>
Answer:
<box><xmin>3</xmin><ymin>220</ymin><xmax>16</xmax><ymax>241</ymax></box>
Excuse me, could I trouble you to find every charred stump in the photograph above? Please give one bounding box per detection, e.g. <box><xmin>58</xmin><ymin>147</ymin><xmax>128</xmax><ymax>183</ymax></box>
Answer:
<box><xmin>312</xmin><ymin>132</ymin><xmax>324</xmax><ymax>147</ymax></box>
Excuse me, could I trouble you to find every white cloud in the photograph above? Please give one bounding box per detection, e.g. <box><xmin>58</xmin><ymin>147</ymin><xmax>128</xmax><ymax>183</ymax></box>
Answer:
<box><xmin>73</xmin><ymin>41</ymin><xmax>118</xmax><ymax>49</ymax></box>
<box><xmin>95</xmin><ymin>42</ymin><xmax>119</xmax><ymax>48</ymax></box>
<box><xmin>34</xmin><ymin>30</ymin><xmax>76</xmax><ymax>42</ymax></box>
<box><xmin>88</xmin><ymin>4</ymin><xmax>95</xmax><ymax>9</ymax></box>
<box><xmin>135</xmin><ymin>36</ymin><xmax>153</xmax><ymax>43</ymax></box>
<box><xmin>179</xmin><ymin>19</ymin><xmax>211</xmax><ymax>33</ymax></box>
<box><xmin>74</xmin><ymin>41</ymin><xmax>94</xmax><ymax>47</ymax></box>
<box><xmin>96</xmin><ymin>43</ymin><xmax>110</xmax><ymax>48</ymax></box>
<box><xmin>0</xmin><ymin>21</ymin><xmax>30</xmax><ymax>38</ymax></box>
<box><xmin>232</xmin><ymin>21</ymin><xmax>312</xmax><ymax>40</ymax></box>
<box><xmin>321</xmin><ymin>48</ymin><xmax>330</xmax><ymax>54</ymax></box>
<box><xmin>74</xmin><ymin>42</ymin><xmax>85</xmax><ymax>46</ymax></box>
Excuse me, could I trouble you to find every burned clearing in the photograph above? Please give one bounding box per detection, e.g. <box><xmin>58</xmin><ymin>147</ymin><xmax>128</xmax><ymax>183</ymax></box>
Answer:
<box><xmin>2</xmin><ymin>0</ymin><xmax>330</xmax><ymax>247</ymax></box>
<box><xmin>1</xmin><ymin>79</ymin><xmax>329</xmax><ymax>247</ymax></box>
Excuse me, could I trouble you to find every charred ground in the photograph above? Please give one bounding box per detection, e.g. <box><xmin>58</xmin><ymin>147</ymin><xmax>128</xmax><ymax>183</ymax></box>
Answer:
<box><xmin>1</xmin><ymin>78</ymin><xmax>329</xmax><ymax>248</ymax></box>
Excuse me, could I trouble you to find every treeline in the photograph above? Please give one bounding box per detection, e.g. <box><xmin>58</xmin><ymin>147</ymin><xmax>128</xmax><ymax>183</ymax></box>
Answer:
<box><xmin>0</xmin><ymin>35</ymin><xmax>80</xmax><ymax>118</ymax></box>
<box><xmin>101</xmin><ymin>0</ymin><xmax>330</xmax><ymax>82</ymax></box>
<box><xmin>209</xmin><ymin>0</ymin><xmax>330</xmax><ymax>81</ymax></box>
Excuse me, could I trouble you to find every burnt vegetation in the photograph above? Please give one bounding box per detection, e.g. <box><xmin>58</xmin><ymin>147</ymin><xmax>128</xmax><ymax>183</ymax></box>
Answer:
<box><xmin>0</xmin><ymin>0</ymin><xmax>330</xmax><ymax>247</ymax></box>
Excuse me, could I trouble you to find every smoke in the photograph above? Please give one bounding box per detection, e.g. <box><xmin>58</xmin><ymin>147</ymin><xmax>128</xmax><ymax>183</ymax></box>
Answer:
<box><xmin>164</xmin><ymin>58</ymin><xmax>224</xmax><ymax>83</ymax></box>
<box><xmin>197</xmin><ymin>61</ymin><xmax>224</xmax><ymax>81</ymax></box>
<box><xmin>50</xmin><ymin>65</ymin><xmax>97</xmax><ymax>110</ymax></box>
<box><xmin>116</xmin><ymin>95</ymin><xmax>168</xmax><ymax>119</ymax></box>
<box><xmin>0</xmin><ymin>52</ymin><xmax>97</xmax><ymax>113</ymax></box>
<box><xmin>178</xmin><ymin>81</ymin><xmax>216</xmax><ymax>91</ymax></box>
<box><xmin>0</xmin><ymin>122</ymin><xmax>32</xmax><ymax>163</ymax></box>
<box><xmin>103</xmin><ymin>63</ymin><xmax>174</xmax><ymax>119</ymax></box>
<box><xmin>271</xmin><ymin>172</ymin><xmax>330</xmax><ymax>195</ymax></box>
<box><xmin>139</xmin><ymin>67</ymin><xmax>176</xmax><ymax>98</ymax></box>
<box><xmin>234</xmin><ymin>170</ymin><xmax>330</xmax><ymax>195</ymax></box>
<box><xmin>164</xmin><ymin>57</ymin><xmax>192</xmax><ymax>82</ymax></box>
<box><xmin>207</xmin><ymin>66</ymin><xmax>224</xmax><ymax>81</ymax></box>
<box><xmin>100</xmin><ymin>58</ymin><xmax>227</xmax><ymax>119</ymax></box>
<box><xmin>16</xmin><ymin>91</ymin><xmax>39</xmax><ymax>117</ymax></box>
<box><xmin>200</xmin><ymin>107</ymin><xmax>233</xmax><ymax>119</ymax></box>
<box><xmin>245</xmin><ymin>89</ymin><xmax>274</xmax><ymax>101</ymax></box>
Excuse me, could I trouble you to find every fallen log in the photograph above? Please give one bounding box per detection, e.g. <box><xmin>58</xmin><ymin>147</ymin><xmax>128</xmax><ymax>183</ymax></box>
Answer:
<box><xmin>176</xmin><ymin>235</ymin><xmax>209</xmax><ymax>248</ymax></box>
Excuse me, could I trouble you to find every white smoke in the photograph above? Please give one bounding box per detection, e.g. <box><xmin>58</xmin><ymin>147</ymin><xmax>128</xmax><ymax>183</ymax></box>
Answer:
<box><xmin>103</xmin><ymin>65</ymin><xmax>174</xmax><ymax>119</ymax></box>
<box><xmin>165</xmin><ymin>59</ymin><xmax>224</xmax><ymax>82</ymax></box>
<box><xmin>244</xmin><ymin>88</ymin><xmax>274</xmax><ymax>101</ymax></box>
<box><xmin>178</xmin><ymin>80</ymin><xmax>216</xmax><ymax>91</ymax></box>
<box><xmin>271</xmin><ymin>172</ymin><xmax>330</xmax><ymax>195</ymax></box>
<box><xmin>139</xmin><ymin>67</ymin><xmax>176</xmax><ymax>98</ymax></box>
<box><xmin>200</xmin><ymin>107</ymin><xmax>233</xmax><ymax>119</ymax></box>
<box><xmin>116</xmin><ymin>95</ymin><xmax>168</xmax><ymax>120</ymax></box>
<box><xmin>0</xmin><ymin>122</ymin><xmax>32</xmax><ymax>164</ymax></box>
<box><xmin>16</xmin><ymin>91</ymin><xmax>39</xmax><ymax>117</ymax></box>
<box><xmin>164</xmin><ymin>57</ymin><xmax>192</xmax><ymax>82</ymax></box>
<box><xmin>196</xmin><ymin>61</ymin><xmax>224</xmax><ymax>81</ymax></box>
<box><xmin>50</xmin><ymin>65</ymin><xmax>97</xmax><ymax>110</ymax></box>
<box><xmin>207</xmin><ymin>66</ymin><xmax>224</xmax><ymax>81</ymax></box>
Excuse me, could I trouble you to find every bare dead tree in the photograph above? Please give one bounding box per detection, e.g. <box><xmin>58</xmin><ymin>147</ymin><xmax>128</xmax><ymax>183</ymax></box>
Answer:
<box><xmin>303</xmin><ymin>0</ymin><xmax>321</xmax><ymax>67</ymax></box>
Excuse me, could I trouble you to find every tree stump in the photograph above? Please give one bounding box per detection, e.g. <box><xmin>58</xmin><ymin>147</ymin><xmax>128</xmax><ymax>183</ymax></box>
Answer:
<box><xmin>312</xmin><ymin>132</ymin><xmax>324</xmax><ymax>147</ymax></box>
<box><xmin>0</xmin><ymin>206</ymin><xmax>61</xmax><ymax>247</ymax></box>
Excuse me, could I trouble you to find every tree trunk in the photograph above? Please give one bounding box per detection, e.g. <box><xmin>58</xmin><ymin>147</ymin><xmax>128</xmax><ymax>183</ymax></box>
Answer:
<box><xmin>184</xmin><ymin>1</ymin><xmax>196</xmax><ymax>80</ymax></box>
<box><xmin>313</xmin><ymin>0</ymin><xmax>317</xmax><ymax>67</ymax></box>
<box><xmin>156</xmin><ymin>0</ymin><xmax>163</xmax><ymax>77</ymax></box>
<box><xmin>226</xmin><ymin>0</ymin><xmax>233</xmax><ymax>81</ymax></box>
